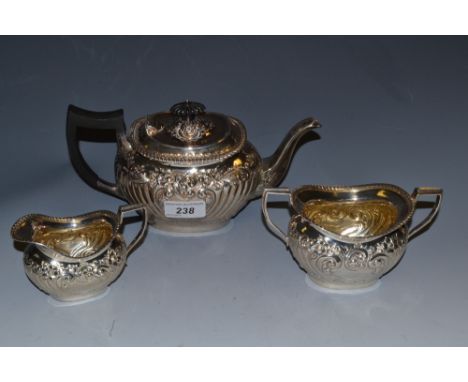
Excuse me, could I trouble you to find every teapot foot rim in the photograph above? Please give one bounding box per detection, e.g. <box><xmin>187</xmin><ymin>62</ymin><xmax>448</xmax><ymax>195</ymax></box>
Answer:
<box><xmin>149</xmin><ymin>220</ymin><xmax>234</xmax><ymax>237</ymax></box>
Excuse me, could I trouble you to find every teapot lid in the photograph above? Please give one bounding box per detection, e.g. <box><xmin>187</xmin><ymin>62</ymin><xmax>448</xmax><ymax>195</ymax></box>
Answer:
<box><xmin>129</xmin><ymin>101</ymin><xmax>247</xmax><ymax>167</ymax></box>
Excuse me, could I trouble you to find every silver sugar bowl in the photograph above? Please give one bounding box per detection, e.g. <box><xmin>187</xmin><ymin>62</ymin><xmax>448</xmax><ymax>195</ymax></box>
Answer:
<box><xmin>262</xmin><ymin>184</ymin><xmax>443</xmax><ymax>290</ymax></box>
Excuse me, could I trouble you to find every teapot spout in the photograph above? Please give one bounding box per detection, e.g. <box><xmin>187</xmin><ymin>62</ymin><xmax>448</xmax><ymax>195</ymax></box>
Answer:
<box><xmin>257</xmin><ymin>117</ymin><xmax>320</xmax><ymax>196</ymax></box>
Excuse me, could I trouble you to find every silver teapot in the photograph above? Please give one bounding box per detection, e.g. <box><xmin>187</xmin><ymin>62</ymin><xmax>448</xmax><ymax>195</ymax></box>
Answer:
<box><xmin>67</xmin><ymin>101</ymin><xmax>320</xmax><ymax>233</ymax></box>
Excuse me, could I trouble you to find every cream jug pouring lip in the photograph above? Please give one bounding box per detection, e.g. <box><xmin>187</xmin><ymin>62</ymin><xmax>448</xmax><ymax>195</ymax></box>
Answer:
<box><xmin>10</xmin><ymin>209</ymin><xmax>118</xmax><ymax>262</ymax></box>
<box><xmin>11</xmin><ymin>205</ymin><xmax>149</xmax><ymax>262</ymax></box>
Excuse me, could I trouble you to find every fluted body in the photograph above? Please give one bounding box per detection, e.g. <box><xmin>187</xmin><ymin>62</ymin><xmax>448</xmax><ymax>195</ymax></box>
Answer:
<box><xmin>116</xmin><ymin>143</ymin><xmax>263</xmax><ymax>232</ymax></box>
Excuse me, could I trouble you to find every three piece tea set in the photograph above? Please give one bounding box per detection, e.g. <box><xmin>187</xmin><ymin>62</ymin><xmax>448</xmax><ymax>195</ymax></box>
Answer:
<box><xmin>11</xmin><ymin>101</ymin><xmax>443</xmax><ymax>302</ymax></box>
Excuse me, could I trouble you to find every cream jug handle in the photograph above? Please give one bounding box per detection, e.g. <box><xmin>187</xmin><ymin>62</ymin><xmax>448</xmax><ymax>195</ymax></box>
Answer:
<box><xmin>408</xmin><ymin>187</ymin><xmax>443</xmax><ymax>241</ymax></box>
<box><xmin>117</xmin><ymin>204</ymin><xmax>149</xmax><ymax>254</ymax></box>
<box><xmin>262</xmin><ymin>188</ymin><xmax>292</xmax><ymax>246</ymax></box>
<box><xmin>66</xmin><ymin>105</ymin><xmax>125</xmax><ymax>199</ymax></box>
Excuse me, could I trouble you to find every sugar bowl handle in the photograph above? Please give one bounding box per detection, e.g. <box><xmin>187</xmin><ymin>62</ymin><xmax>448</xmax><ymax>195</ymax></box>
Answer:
<box><xmin>117</xmin><ymin>204</ymin><xmax>148</xmax><ymax>254</ymax></box>
<box><xmin>409</xmin><ymin>187</ymin><xmax>443</xmax><ymax>240</ymax></box>
<box><xmin>262</xmin><ymin>188</ymin><xmax>292</xmax><ymax>246</ymax></box>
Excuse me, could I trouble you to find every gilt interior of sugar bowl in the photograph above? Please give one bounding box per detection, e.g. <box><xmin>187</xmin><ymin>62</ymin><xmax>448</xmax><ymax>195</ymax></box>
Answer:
<box><xmin>294</xmin><ymin>185</ymin><xmax>413</xmax><ymax>241</ymax></box>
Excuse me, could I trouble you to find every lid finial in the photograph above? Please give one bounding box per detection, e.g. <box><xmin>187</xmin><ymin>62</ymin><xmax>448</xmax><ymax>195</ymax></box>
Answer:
<box><xmin>170</xmin><ymin>101</ymin><xmax>206</xmax><ymax>120</ymax></box>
